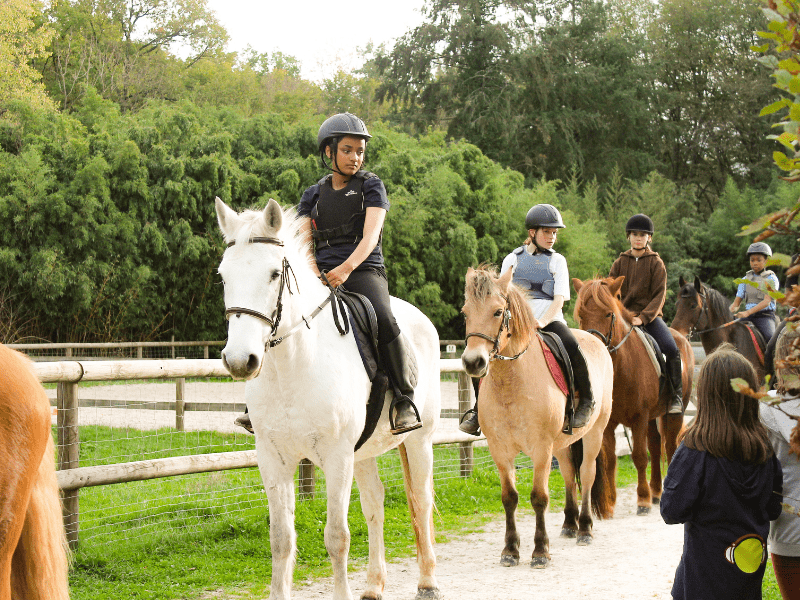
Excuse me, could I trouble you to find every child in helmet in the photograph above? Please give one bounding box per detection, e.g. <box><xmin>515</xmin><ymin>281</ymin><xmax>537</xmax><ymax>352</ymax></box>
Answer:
<box><xmin>459</xmin><ymin>203</ymin><xmax>595</xmax><ymax>435</ymax></box>
<box><xmin>609</xmin><ymin>214</ymin><xmax>684</xmax><ymax>415</ymax></box>
<box><xmin>235</xmin><ymin>112</ymin><xmax>422</xmax><ymax>436</ymax></box>
<box><xmin>730</xmin><ymin>242</ymin><xmax>780</xmax><ymax>347</ymax></box>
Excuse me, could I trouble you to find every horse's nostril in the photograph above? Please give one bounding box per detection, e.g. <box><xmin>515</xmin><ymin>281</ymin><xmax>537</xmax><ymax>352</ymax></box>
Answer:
<box><xmin>246</xmin><ymin>354</ymin><xmax>259</xmax><ymax>373</ymax></box>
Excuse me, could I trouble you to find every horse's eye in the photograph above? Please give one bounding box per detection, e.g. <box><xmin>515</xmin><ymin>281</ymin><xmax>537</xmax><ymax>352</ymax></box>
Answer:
<box><xmin>494</xmin><ymin>309</ymin><xmax>503</xmax><ymax>318</ymax></box>
<box><xmin>270</xmin><ymin>270</ymin><xmax>281</xmax><ymax>281</ymax></box>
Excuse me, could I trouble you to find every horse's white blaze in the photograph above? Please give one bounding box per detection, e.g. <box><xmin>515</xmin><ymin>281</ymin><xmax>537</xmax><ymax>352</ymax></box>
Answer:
<box><xmin>215</xmin><ymin>198</ymin><xmax>441</xmax><ymax>600</ymax></box>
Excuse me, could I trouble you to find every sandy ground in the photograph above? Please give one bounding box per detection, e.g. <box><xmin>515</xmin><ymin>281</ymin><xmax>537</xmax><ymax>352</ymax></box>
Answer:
<box><xmin>283</xmin><ymin>482</ymin><xmax>684</xmax><ymax>600</ymax></box>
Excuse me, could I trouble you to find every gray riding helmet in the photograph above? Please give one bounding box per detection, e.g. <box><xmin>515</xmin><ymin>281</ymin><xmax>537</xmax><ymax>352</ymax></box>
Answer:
<box><xmin>525</xmin><ymin>204</ymin><xmax>565</xmax><ymax>230</ymax></box>
<box><xmin>747</xmin><ymin>242</ymin><xmax>772</xmax><ymax>257</ymax></box>
<box><xmin>317</xmin><ymin>113</ymin><xmax>371</xmax><ymax>151</ymax></box>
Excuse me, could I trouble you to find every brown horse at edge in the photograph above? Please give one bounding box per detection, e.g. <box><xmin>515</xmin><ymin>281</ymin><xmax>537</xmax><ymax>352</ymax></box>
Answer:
<box><xmin>0</xmin><ymin>344</ymin><xmax>69</xmax><ymax>600</ymax></box>
<box><xmin>573</xmin><ymin>276</ymin><xmax>695</xmax><ymax>515</ymax></box>
<box><xmin>461</xmin><ymin>266</ymin><xmax>614</xmax><ymax>568</ymax></box>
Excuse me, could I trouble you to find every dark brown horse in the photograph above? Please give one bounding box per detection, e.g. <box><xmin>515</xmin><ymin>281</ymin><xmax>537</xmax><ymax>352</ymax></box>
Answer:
<box><xmin>573</xmin><ymin>276</ymin><xmax>695</xmax><ymax>515</ymax></box>
<box><xmin>672</xmin><ymin>275</ymin><xmax>767</xmax><ymax>380</ymax></box>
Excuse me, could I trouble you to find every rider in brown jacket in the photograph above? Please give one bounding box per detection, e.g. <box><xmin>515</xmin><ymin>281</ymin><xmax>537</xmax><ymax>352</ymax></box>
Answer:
<box><xmin>609</xmin><ymin>214</ymin><xmax>683</xmax><ymax>415</ymax></box>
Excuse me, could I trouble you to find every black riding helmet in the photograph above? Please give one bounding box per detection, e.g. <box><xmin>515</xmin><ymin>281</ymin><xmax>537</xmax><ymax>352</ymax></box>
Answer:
<box><xmin>318</xmin><ymin>113</ymin><xmax>371</xmax><ymax>175</ymax></box>
<box><xmin>625</xmin><ymin>214</ymin><xmax>654</xmax><ymax>235</ymax></box>
<box><xmin>525</xmin><ymin>204</ymin><xmax>565</xmax><ymax>230</ymax></box>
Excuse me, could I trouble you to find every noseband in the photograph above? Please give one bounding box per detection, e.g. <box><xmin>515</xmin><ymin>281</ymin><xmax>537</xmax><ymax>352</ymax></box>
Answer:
<box><xmin>464</xmin><ymin>293</ymin><xmax>528</xmax><ymax>361</ymax></box>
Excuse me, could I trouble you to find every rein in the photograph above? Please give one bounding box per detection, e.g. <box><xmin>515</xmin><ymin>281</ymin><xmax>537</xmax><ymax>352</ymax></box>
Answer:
<box><xmin>464</xmin><ymin>292</ymin><xmax>529</xmax><ymax>361</ymax></box>
<box><xmin>687</xmin><ymin>288</ymin><xmax>739</xmax><ymax>336</ymax></box>
<box><xmin>224</xmin><ymin>237</ymin><xmax>344</xmax><ymax>349</ymax></box>
<box><xmin>586</xmin><ymin>311</ymin><xmax>634</xmax><ymax>353</ymax></box>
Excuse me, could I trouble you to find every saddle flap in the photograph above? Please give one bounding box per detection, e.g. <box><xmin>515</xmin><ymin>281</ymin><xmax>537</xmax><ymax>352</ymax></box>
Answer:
<box><xmin>537</xmin><ymin>331</ymin><xmax>574</xmax><ymax>403</ymax></box>
<box><xmin>633</xmin><ymin>327</ymin><xmax>664</xmax><ymax>378</ymax></box>
<box><xmin>337</xmin><ymin>289</ymin><xmax>380</xmax><ymax>381</ymax></box>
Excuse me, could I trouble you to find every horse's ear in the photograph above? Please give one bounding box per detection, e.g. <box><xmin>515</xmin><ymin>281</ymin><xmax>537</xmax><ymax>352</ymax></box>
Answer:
<box><xmin>572</xmin><ymin>278</ymin><xmax>583</xmax><ymax>292</ymax></box>
<box><xmin>263</xmin><ymin>198</ymin><xmax>283</xmax><ymax>232</ymax></box>
<box><xmin>693</xmin><ymin>276</ymin><xmax>703</xmax><ymax>292</ymax></box>
<box><xmin>679</xmin><ymin>275</ymin><xmax>686</xmax><ymax>288</ymax></box>
<box><xmin>498</xmin><ymin>265</ymin><xmax>514</xmax><ymax>292</ymax></box>
<box><xmin>609</xmin><ymin>276</ymin><xmax>625</xmax><ymax>297</ymax></box>
<box><xmin>215</xmin><ymin>197</ymin><xmax>239</xmax><ymax>239</ymax></box>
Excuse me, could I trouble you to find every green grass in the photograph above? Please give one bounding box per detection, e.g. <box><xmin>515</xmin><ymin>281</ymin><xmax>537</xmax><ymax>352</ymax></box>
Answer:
<box><xmin>64</xmin><ymin>427</ymin><xmax>781</xmax><ymax>599</ymax></box>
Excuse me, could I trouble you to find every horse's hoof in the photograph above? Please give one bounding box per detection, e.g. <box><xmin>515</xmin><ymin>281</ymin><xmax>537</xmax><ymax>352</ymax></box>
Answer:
<box><xmin>637</xmin><ymin>505</ymin><xmax>651</xmax><ymax>516</ymax></box>
<box><xmin>560</xmin><ymin>527</ymin><xmax>577</xmax><ymax>538</ymax></box>
<box><xmin>415</xmin><ymin>587</ymin><xmax>442</xmax><ymax>600</ymax></box>
<box><xmin>500</xmin><ymin>554</ymin><xmax>519</xmax><ymax>567</ymax></box>
<box><xmin>530</xmin><ymin>556</ymin><xmax>550</xmax><ymax>569</ymax></box>
<box><xmin>651</xmin><ymin>496</ymin><xmax>661</xmax><ymax>506</ymax></box>
<box><xmin>577</xmin><ymin>534</ymin><xmax>593</xmax><ymax>546</ymax></box>
<box><xmin>360</xmin><ymin>595</ymin><xmax>381</xmax><ymax>600</ymax></box>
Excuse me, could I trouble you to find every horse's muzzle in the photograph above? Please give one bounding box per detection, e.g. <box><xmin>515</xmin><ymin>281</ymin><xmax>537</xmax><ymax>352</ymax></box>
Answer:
<box><xmin>221</xmin><ymin>348</ymin><xmax>263</xmax><ymax>380</ymax></box>
<box><xmin>461</xmin><ymin>351</ymin><xmax>488</xmax><ymax>378</ymax></box>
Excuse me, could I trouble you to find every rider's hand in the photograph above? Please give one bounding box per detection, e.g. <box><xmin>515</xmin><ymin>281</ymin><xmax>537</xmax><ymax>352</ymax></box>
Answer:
<box><xmin>631</xmin><ymin>316</ymin><xmax>643</xmax><ymax>327</ymax></box>
<box><xmin>322</xmin><ymin>263</ymin><xmax>353</xmax><ymax>288</ymax></box>
<box><xmin>729</xmin><ymin>303</ymin><xmax>738</xmax><ymax>313</ymax></box>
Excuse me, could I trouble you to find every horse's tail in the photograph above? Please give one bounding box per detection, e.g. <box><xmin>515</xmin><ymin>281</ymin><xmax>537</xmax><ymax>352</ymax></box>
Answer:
<box><xmin>569</xmin><ymin>439</ymin><xmax>584</xmax><ymax>491</ymax></box>
<box><xmin>590</xmin><ymin>442</ymin><xmax>613</xmax><ymax>520</ymax></box>
<box><xmin>11</xmin><ymin>434</ymin><xmax>70</xmax><ymax>600</ymax></box>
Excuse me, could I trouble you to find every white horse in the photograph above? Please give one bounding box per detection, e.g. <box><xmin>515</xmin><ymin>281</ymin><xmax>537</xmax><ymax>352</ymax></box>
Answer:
<box><xmin>215</xmin><ymin>197</ymin><xmax>442</xmax><ymax>600</ymax></box>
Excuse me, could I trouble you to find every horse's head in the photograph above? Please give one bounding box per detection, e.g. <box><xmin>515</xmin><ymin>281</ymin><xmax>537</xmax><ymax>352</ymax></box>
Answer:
<box><xmin>672</xmin><ymin>275</ymin><xmax>705</xmax><ymax>336</ymax></box>
<box><xmin>216</xmin><ymin>197</ymin><xmax>291</xmax><ymax>379</ymax></box>
<box><xmin>461</xmin><ymin>265</ymin><xmax>534</xmax><ymax>377</ymax></box>
<box><xmin>572</xmin><ymin>276</ymin><xmax>630</xmax><ymax>345</ymax></box>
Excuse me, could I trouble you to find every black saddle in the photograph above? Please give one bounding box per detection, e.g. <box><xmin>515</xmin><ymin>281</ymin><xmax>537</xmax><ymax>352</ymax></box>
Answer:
<box><xmin>537</xmin><ymin>330</ymin><xmax>577</xmax><ymax>434</ymax></box>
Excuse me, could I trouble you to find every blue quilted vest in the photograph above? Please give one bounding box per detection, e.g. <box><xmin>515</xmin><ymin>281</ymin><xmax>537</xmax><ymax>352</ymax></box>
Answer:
<box><xmin>512</xmin><ymin>246</ymin><xmax>555</xmax><ymax>300</ymax></box>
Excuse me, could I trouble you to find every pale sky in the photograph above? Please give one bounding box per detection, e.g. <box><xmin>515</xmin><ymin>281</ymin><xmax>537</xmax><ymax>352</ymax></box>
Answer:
<box><xmin>205</xmin><ymin>0</ymin><xmax>427</xmax><ymax>81</ymax></box>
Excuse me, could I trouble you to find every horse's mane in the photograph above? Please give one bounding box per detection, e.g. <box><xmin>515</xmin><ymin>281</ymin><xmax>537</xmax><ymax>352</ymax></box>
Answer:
<box><xmin>226</xmin><ymin>203</ymin><xmax>318</xmax><ymax>289</ymax></box>
<box><xmin>698</xmin><ymin>283</ymin><xmax>734</xmax><ymax>321</ymax></box>
<box><xmin>574</xmin><ymin>278</ymin><xmax>636</xmax><ymax>324</ymax></box>
<box><xmin>465</xmin><ymin>264</ymin><xmax>535</xmax><ymax>349</ymax></box>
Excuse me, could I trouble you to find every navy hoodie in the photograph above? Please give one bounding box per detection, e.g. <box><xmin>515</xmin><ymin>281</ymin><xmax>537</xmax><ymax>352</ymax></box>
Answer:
<box><xmin>661</xmin><ymin>443</ymin><xmax>782</xmax><ymax>600</ymax></box>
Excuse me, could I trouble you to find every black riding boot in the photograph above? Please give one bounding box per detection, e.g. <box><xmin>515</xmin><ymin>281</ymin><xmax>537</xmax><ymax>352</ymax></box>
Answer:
<box><xmin>382</xmin><ymin>333</ymin><xmax>423</xmax><ymax>435</ymax></box>
<box><xmin>570</xmin><ymin>346</ymin><xmax>595</xmax><ymax>430</ymax></box>
<box><xmin>459</xmin><ymin>377</ymin><xmax>482</xmax><ymax>436</ymax></box>
<box><xmin>234</xmin><ymin>407</ymin><xmax>254</xmax><ymax>434</ymax></box>
<box><xmin>666</xmin><ymin>355</ymin><xmax>684</xmax><ymax>414</ymax></box>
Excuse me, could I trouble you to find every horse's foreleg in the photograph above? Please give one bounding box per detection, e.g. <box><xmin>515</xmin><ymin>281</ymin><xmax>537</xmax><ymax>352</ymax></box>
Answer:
<box><xmin>602</xmin><ymin>423</ymin><xmax>618</xmax><ymax>517</ymax></box>
<box><xmin>629</xmin><ymin>416</ymin><xmax>652</xmax><ymax>515</ymax></box>
<box><xmin>530</xmin><ymin>449</ymin><xmax>552</xmax><ymax>568</ymax></box>
<box><xmin>552</xmin><ymin>447</ymin><xmax>578</xmax><ymax>539</ymax></box>
<box><xmin>353</xmin><ymin>458</ymin><xmax>386</xmax><ymax>600</ymax></box>
<box><xmin>258</xmin><ymin>451</ymin><xmax>299</xmax><ymax>600</ymax></box>
<box><xmin>647</xmin><ymin>419</ymin><xmax>663</xmax><ymax>504</ymax></box>
<box><xmin>494</xmin><ymin>457</ymin><xmax>520</xmax><ymax>567</ymax></box>
<box><xmin>662</xmin><ymin>412</ymin><xmax>683</xmax><ymax>464</ymax></box>
<box><xmin>399</xmin><ymin>441</ymin><xmax>441</xmax><ymax>599</ymax></box>
<box><xmin>323</xmin><ymin>453</ymin><xmax>356</xmax><ymax>600</ymax></box>
<box><xmin>577</xmin><ymin>432</ymin><xmax>604</xmax><ymax>546</ymax></box>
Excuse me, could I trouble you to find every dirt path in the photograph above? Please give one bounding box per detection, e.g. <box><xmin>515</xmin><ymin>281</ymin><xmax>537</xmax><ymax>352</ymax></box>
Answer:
<box><xmin>288</xmin><ymin>484</ymin><xmax>683</xmax><ymax>600</ymax></box>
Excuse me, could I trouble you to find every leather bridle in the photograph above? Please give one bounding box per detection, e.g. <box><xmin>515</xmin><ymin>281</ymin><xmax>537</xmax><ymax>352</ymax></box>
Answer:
<box><xmin>464</xmin><ymin>293</ymin><xmax>528</xmax><ymax>361</ymax></box>
<box><xmin>586</xmin><ymin>311</ymin><xmax>634</xmax><ymax>353</ymax></box>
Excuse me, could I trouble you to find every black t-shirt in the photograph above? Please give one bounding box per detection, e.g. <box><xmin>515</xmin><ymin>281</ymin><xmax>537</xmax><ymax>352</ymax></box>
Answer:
<box><xmin>297</xmin><ymin>173</ymin><xmax>390</xmax><ymax>271</ymax></box>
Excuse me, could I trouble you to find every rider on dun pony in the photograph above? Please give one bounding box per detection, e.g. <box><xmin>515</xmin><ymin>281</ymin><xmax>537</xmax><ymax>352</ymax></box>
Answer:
<box><xmin>609</xmin><ymin>214</ymin><xmax>684</xmax><ymax>416</ymax></box>
<box><xmin>459</xmin><ymin>203</ymin><xmax>596</xmax><ymax>434</ymax></box>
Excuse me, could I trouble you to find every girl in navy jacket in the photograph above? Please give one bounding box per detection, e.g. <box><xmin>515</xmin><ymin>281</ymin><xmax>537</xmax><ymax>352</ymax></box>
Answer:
<box><xmin>661</xmin><ymin>344</ymin><xmax>783</xmax><ymax>600</ymax></box>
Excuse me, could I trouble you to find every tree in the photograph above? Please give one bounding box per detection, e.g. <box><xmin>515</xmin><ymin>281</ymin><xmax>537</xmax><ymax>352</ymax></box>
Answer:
<box><xmin>0</xmin><ymin>0</ymin><xmax>55</xmax><ymax>112</ymax></box>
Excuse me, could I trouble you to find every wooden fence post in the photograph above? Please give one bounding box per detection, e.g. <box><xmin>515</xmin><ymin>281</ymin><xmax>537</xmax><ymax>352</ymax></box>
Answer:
<box><xmin>298</xmin><ymin>459</ymin><xmax>315</xmax><ymax>499</ymax></box>
<box><xmin>457</xmin><ymin>371</ymin><xmax>474</xmax><ymax>477</ymax></box>
<box><xmin>57</xmin><ymin>381</ymin><xmax>80</xmax><ymax>550</ymax></box>
<box><xmin>176</xmin><ymin>376</ymin><xmax>186</xmax><ymax>432</ymax></box>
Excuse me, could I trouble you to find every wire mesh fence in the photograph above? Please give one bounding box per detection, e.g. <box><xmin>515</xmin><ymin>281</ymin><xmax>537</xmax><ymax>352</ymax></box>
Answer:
<box><xmin>38</xmin><ymin>359</ymin><xmax>490</xmax><ymax>550</ymax></box>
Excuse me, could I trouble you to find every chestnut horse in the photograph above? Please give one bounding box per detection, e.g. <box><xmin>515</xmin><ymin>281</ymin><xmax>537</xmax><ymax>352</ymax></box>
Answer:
<box><xmin>461</xmin><ymin>266</ymin><xmax>614</xmax><ymax>568</ymax></box>
<box><xmin>672</xmin><ymin>275</ymin><xmax>767</xmax><ymax>380</ymax></box>
<box><xmin>0</xmin><ymin>344</ymin><xmax>69</xmax><ymax>600</ymax></box>
<box><xmin>573</xmin><ymin>276</ymin><xmax>694</xmax><ymax>515</ymax></box>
